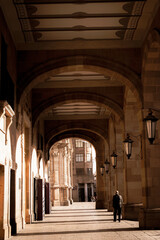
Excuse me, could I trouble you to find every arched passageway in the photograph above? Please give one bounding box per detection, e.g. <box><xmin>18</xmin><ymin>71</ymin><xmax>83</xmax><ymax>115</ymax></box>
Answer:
<box><xmin>1</xmin><ymin>2</ymin><xmax>160</xmax><ymax>239</ymax></box>
<box><xmin>47</xmin><ymin>129</ymin><xmax>109</xmax><ymax>210</ymax></box>
<box><xmin>27</xmin><ymin>55</ymin><xmax>143</xmax><ymax>222</ymax></box>
<box><xmin>49</xmin><ymin>138</ymin><xmax>97</xmax><ymax>205</ymax></box>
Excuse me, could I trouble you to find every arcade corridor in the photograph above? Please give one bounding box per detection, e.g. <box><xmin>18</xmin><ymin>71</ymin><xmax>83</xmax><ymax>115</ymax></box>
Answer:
<box><xmin>10</xmin><ymin>203</ymin><xmax>160</xmax><ymax>240</ymax></box>
<box><xmin>1</xmin><ymin>1</ymin><xmax>160</xmax><ymax>239</ymax></box>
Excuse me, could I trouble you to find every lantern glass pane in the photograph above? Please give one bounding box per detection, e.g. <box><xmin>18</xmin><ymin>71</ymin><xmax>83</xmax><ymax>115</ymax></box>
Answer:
<box><xmin>125</xmin><ymin>142</ymin><xmax>129</xmax><ymax>155</ymax></box>
<box><xmin>146</xmin><ymin>120</ymin><xmax>152</xmax><ymax>138</ymax></box>
<box><xmin>151</xmin><ymin>121</ymin><xmax>156</xmax><ymax>138</ymax></box>
<box><xmin>111</xmin><ymin>156</ymin><xmax>116</xmax><ymax>167</ymax></box>
<box><xmin>146</xmin><ymin>120</ymin><xmax>156</xmax><ymax>138</ymax></box>
<box><xmin>105</xmin><ymin>163</ymin><xmax>109</xmax><ymax>172</ymax></box>
<box><xmin>100</xmin><ymin>167</ymin><xmax>104</xmax><ymax>175</ymax></box>
<box><xmin>129</xmin><ymin>142</ymin><xmax>132</xmax><ymax>155</ymax></box>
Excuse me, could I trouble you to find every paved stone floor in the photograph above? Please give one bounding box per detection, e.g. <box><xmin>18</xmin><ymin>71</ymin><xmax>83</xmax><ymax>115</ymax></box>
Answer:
<box><xmin>11</xmin><ymin>203</ymin><xmax>160</xmax><ymax>240</ymax></box>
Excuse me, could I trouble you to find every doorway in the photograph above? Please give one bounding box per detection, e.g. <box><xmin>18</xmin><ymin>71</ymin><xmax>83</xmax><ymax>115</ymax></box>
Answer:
<box><xmin>10</xmin><ymin>169</ymin><xmax>16</xmax><ymax>235</ymax></box>
<box><xmin>0</xmin><ymin>165</ymin><xmax>4</xmax><ymax>234</ymax></box>
<box><xmin>78</xmin><ymin>184</ymin><xmax>85</xmax><ymax>202</ymax></box>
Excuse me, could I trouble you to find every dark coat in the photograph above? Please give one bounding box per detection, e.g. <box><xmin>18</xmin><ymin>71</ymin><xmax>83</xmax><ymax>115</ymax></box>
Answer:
<box><xmin>113</xmin><ymin>194</ymin><xmax>120</xmax><ymax>209</ymax></box>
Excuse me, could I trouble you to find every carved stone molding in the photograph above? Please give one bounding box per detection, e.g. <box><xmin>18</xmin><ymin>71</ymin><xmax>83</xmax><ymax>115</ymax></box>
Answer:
<box><xmin>0</xmin><ymin>101</ymin><xmax>15</xmax><ymax>119</ymax></box>
<box><xmin>0</xmin><ymin>101</ymin><xmax>15</xmax><ymax>144</ymax></box>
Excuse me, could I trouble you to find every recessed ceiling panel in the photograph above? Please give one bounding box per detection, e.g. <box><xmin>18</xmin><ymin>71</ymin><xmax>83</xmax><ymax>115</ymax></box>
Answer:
<box><xmin>33</xmin><ymin>30</ymin><xmax>122</xmax><ymax>41</ymax></box>
<box><xmin>13</xmin><ymin>0</ymin><xmax>146</xmax><ymax>43</ymax></box>
<box><xmin>2</xmin><ymin>0</ymin><xmax>158</xmax><ymax>49</ymax></box>
<box><xmin>32</xmin><ymin>17</ymin><xmax>124</xmax><ymax>29</ymax></box>
<box><xmin>35</xmin><ymin>70</ymin><xmax>123</xmax><ymax>88</ymax></box>
<box><xmin>25</xmin><ymin>2</ymin><xmax>129</xmax><ymax>16</ymax></box>
<box><xmin>45</xmin><ymin>102</ymin><xmax>111</xmax><ymax>120</ymax></box>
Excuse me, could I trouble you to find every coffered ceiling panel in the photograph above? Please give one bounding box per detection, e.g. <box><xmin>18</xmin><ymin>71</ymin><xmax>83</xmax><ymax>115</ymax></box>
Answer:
<box><xmin>35</xmin><ymin>71</ymin><xmax>122</xmax><ymax>88</ymax></box>
<box><xmin>44</xmin><ymin>102</ymin><xmax>111</xmax><ymax>120</ymax></box>
<box><xmin>14</xmin><ymin>0</ymin><xmax>144</xmax><ymax>41</ymax></box>
<box><xmin>1</xmin><ymin>0</ymin><xmax>159</xmax><ymax>49</ymax></box>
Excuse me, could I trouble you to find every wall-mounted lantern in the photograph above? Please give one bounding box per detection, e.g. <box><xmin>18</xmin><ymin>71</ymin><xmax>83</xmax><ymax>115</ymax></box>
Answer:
<box><xmin>123</xmin><ymin>134</ymin><xmax>133</xmax><ymax>159</ymax></box>
<box><xmin>100</xmin><ymin>165</ymin><xmax>104</xmax><ymax>176</ymax></box>
<box><xmin>110</xmin><ymin>151</ymin><xmax>117</xmax><ymax>169</ymax></box>
<box><xmin>143</xmin><ymin>110</ymin><xmax>158</xmax><ymax>144</ymax></box>
<box><xmin>104</xmin><ymin>159</ymin><xmax>110</xmax><ymax>174</ymax></box>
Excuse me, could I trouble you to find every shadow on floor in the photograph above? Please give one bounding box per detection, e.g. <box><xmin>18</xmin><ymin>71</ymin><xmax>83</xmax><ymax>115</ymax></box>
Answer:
<box><xmin>51</xmin><ymin>210</ymin><xmax>108</xmax><ymax>213</ymax></box>
<box><xmin>45</xmin><ymin>214</ymin><xmax>112</xmax><ymax>218</ymax></box>
<box><xmin>32</xmin><ymin>219</ymin><xmax>113</xmax><ymax>224</ymax></box>
<box><xmin>17</xmin><ymin>227</ymin><xmax>140</xmax><ymax>236</ymax></box>
<box><xmin>52</xmin><ymin>209</ymin><xmax>96</xmax><ymax>211</ymax></box>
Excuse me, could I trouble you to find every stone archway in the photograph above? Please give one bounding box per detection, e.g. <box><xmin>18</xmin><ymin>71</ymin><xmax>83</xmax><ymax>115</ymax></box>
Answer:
<box><xmin>47</xmin><ymin>129</ymin><xmax>109</xmax><ymax>209</ymax></box>
<box><xmin>19</xmin><ymin>55</ymin><xmax>142</xmax><ymax>108</ymax></box>
<box><xmin>33</xmin><ymin>93</ymin><xmax>124</xmax><ymax>126</ymax></box>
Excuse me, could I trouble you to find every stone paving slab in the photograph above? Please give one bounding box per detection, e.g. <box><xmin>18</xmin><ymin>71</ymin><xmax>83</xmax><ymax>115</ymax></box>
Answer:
<box><xmin>10</xmin><ymin>203</ymin><xmax>160</xmax><ymax>240</ymax></box>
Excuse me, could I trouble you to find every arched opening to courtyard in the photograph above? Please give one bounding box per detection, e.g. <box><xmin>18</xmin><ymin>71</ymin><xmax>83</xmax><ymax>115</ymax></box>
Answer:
<box><xmin>49</xmin><ymin>138</ymin><xmax>97</xmax><ymax>206</ymax></box>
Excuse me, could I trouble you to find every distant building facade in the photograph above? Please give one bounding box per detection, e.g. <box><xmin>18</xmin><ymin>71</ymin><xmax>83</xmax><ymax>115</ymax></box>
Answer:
<box><xmin>72</xmin><ymin>139</ymin><xmax>96</xmax><ymax>202</ymax></box>
<box><xmin>50</xmin><ymin>139</ymin><xmax>73</xmax><ymax>206</ymax></box>
<box><xmin>50</xmin><ymin>138</ymin><xmax>96</xmax><ymax>206</ymax></box>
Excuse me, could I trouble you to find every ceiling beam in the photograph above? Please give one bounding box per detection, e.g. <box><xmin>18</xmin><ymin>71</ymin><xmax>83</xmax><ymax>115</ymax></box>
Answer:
<box><xmin>14</xmin><ymin>0</ymin><xmax>146</xmax><ymax>4</ymax></box>
<box><xmin>19</xmin><ymin>13</ymin><xmax>141</xmax><ymax>19</ymax></box>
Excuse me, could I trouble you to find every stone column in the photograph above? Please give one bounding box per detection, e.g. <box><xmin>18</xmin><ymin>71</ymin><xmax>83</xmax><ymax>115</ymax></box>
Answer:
<box><xmin>123</xmin><ymin>89</ymin><xmax>142</xmax><ymax>221</ymax></box>
<box><xmin>96</xmin><ymin>141</ymin><xmax>106</xmax><ymax>209</ymax></box>
<box><xmin>0</xmin><ymin>165</ymin><xmax>5</xmax><ymax>240</ymax></box>
<box><xmin>69</xmin><ymin>188</ymin><xmax>73</xmax><ymax>204</ymax></box>
<box><xmin>139</xmin><ymin>31</ymin><xmax>160</xmax><ymax>229</ymax></box>
<box><xmin>91</xmin><ymin>183</ymin><xmax>94</xmax><ymax>198</ymax></box>
<box><xmin>139</xmin><ymin>115</ymin><xmax>160</xmax><ymax>229</ymax></box>
<box><xmin>62</xmin><ymin>188</ymin><xmax>70</xmax><ymax>206</ymax></box>
<box><xmin>24</xmin><ymin>127</ymin><xmax>31</xmax><ymax>224</ymax></box>
<box><xmin>85</xmin><ymin>183</ymin><xmax>88</xmax><ymax>202</ymax></box>
<box><xmin>52</xmin><ymin>150</ymin><xmax>60</xmax><ymax>206</ymax></box>
<box><xmin>107</xmin><ymin>116</ymin><xmax>117</xmax><ymax>211</ymax></box>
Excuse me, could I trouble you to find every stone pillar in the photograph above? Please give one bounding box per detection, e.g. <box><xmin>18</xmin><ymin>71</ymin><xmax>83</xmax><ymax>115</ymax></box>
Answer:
<box><xmin>139</xmin><ymin>120</ymin><xmax>160</xmax><ymax>229</ymax></box>
<box><xmin>123</xmin><ymin>89</ymin><xmax>142</xmax><ymax>220</ymax></box>
<box><xmin>50</xmin><ymin>140</ymin><xmax>73</xmax><ymax>206</ymax></box>
<box><xmin>96</xmin><ymin>143</ymin><xmax>106</xmax><ymax>209</ymax></box>
<box><xmin>107</xmin><ymin>116</ymin><xmax>117</xmax><ymax>212</ymax></box>
<box><xmin>139</xmin><ymin>30</ymin><xmax>160</xmax><ymax>229</ymax></box>
<box><xmin>24</xmin><ymin>127</ymin><xmax>31</xmax><ymax>224</ymax></box>
<box><xmin>53</xmin><ymin>188</ymin><xmax>60</xmax><ymax>206</ymax></box>
<box><xmin>62</xmin><ymin>188</ymin><xmax>70</xmax><ymax>206</ymax></box>
<box><xmin>85</xmin><ymin>183</ymin><xmax>88</xmax><ymax>202</ymax></box>
<box><xmin>69</xmin><ymin>188</ymin><xmax>73</xmax><ymax>204</ymax></box>
<box><xmin>0</xmin><ymin>165</ymin><xmax>5</xmax><ymax>240</ymax></box>
<box><xmin>21</xmin><ymin>124</ymin><xmax>25</xmax><ymax>229</ymax></box>
<box><xmin>91</xmin><ymin>183</ymin><xmax>94</xmax><ymax>197</ymax></box>
<box><xmin>51</xmin><ymin>150</ymin><xmax>60</xmax><ymax>206</ymax></box>
<box><xmin>0</xmin><ymin>102</ymin><xmax>15</xmax><ymax>239</ymax></box>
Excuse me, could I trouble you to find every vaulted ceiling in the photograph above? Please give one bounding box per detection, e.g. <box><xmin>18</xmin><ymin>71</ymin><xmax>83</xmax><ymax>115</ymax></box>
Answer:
<box><xmin>1</xmin><ymin>0</ymin><xmax>159</xmax><ymax>128</ymax></box>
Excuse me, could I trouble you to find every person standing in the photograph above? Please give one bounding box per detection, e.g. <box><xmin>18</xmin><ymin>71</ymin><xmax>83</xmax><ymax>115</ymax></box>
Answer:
<box><xmin>113</xmin><ymin>190</ymin><xmax>123</xmax><ymax>222</ymax></box>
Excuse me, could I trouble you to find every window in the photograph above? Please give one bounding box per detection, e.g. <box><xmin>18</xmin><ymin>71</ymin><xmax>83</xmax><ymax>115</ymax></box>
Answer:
<box><xmin>76</xmin><ymin>140</ymin><xmax>83</xmax><ymax>148</ymax></box>
<box><xmin>76</xmin><ymin>168</ymin><xmax>84</xmax><ymax>175</ymax></box>
<box><xmin>86</xmin><ymin>153</ymin><xmax>91</xmax><ymax>162</ymax></box>
<box><xmin>87</xmin><ymin>142</ymin><xmax>91</xmax><ymax>148</ymax></box>
<box><xmin>87</xmin><ymin>168</ymin><xmax>92</xmax><ymax>175</ymax></box>
<box><xmin>76</xmin><ymin>154</ymin><xmax>83</xmax><ymax>162</ymax></box>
